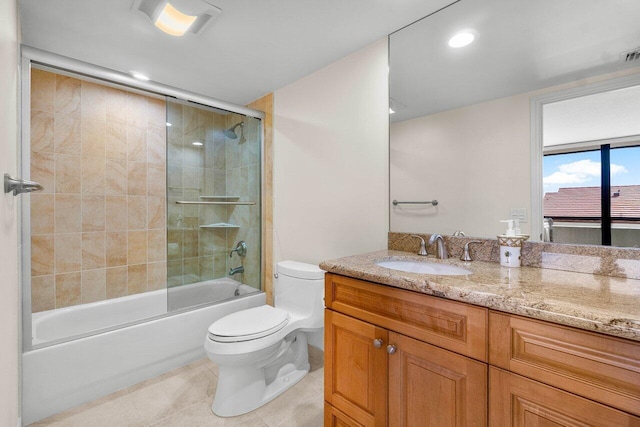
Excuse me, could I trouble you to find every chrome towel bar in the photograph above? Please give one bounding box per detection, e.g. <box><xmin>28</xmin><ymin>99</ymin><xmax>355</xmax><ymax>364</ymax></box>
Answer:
<box><xmin>176</xmin><ymin>201</ymin><xmax>255</xmax><ymax>205</ymax></box>
<box><xmin>392</xmin><ymin>199</ymin><xmax>438</xmax><ymax>206</ymax></box>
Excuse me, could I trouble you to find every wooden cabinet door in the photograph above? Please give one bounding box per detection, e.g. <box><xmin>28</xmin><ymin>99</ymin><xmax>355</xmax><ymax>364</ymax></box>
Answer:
<box><xmin>489</xmin><ymin>367</ymin><xmax>640</xmax><ymax>427</ymax></box>
<box><xmin>388</xmin><ymin>332</ymin><xmax>487</xmax><ymax>427</ymax></box>
<box><xmin>325</xmin><ymin>310</ymin><xmax>388</xmax><ymax>427</ymax></box>
<box><xmin>325</xmin><ymin>402</ymin><xmax>366</xmax><ymax>427</ymax></box>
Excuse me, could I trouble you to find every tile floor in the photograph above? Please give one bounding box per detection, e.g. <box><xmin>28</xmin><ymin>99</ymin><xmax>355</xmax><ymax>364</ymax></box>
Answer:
<box><xmin>30</xmin><ymin>352</ymin><xmax>324</xmax><ymax>427</ymax></box>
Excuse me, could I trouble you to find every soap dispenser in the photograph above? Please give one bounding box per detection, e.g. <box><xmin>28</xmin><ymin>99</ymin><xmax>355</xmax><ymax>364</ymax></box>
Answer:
<box><xmin>498</xmin><ymin>220</ymin><xmax>528</xmax><ymax>268</ymax></box>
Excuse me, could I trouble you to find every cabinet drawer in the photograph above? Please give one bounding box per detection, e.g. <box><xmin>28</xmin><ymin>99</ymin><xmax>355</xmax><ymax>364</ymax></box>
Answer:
<box><xmin>489</xmin><ymin>367</ymin><xmax>640</xmax><ymax>426</ymax></box>
<box><xmin>489</xmin><ymin>311</ymin><xmax>640</xmax><ymax>417</ymax></box>
<box><xmin>325</xmin><ymin>403</ymin><xmax>366</xmax><ymax>427</ymax></box>
<box><xmin>325</xmin><ymin>273</ymin><xmax>488</xmax><ymax>361</ymax></box>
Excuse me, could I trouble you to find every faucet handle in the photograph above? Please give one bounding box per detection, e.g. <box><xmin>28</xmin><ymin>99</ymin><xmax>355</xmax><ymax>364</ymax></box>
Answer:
<box><xmin>460</xmin><ymin>241</ymin><xmax>482</xmax><ymax>262</ymax></box>
<box><xmin>410</xmin><ymin>235</ymin><xmax>428</xmax><ymax>256</ymax></box>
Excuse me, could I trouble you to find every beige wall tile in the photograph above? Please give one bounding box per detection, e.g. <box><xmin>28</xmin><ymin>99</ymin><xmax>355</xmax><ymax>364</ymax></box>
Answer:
<box><xmin>81</xmin><ymin>81</ymin><xmax>106</xmax><ymax>122</ymax></box>
<box><xmin>147</xmin><ymin>97</ymin><xmax>166</xmax><ymax>127</ymax></box>
<box><xmin>147</xmin><ymin>262</ymin><xmax>167</xmax><ymax>291</ymax></box>
<box><xmin>128</xmin><ymin>264</ymin><xmax>147</xmax><ymax>294</ymax></box>
<box><xmin>106</xmin><ymin>87</ymin><xmax>128</xmax><ymax>125</ymax></box>
<box><xmin>81</xmin><ymin>156</ymin><xmax>106</xmax><ymax>195</ymax></box>
<box><xmin>31</xmin><ymin>110</ymin><xmax>54</xmax><ymax>153</ymax></box>
<box><xmin>31</xmin><ymin>69</ymin><xmax>55</xmax><ymax>113</ymax></box>
<box><xmin>31</xmin><ymin>151</ymin><xmax>54</xmax><ymax>194</ymax></box>
<box><xmin>128</xmin><ymin>196</ymin><xmax>147</xmax><ymax>230</ymax></box>
<box><xmin>147</xmin><ymin>197</ymin><xmax>165</xmax><ymax>229</ymax></box>
<box><xmin>127</xmin><ymin>93</ymin><xmax>148</xmax><ymax>129</ymax></box>
<box><xmin>128</xmin><ymin>230</ymin><xmax>148</xmax><ymax>265</ymax></box>
<box><xmin>82</xmin><ymin>195</ymin><xmax>106</xmax><ymax>232</ymax></box>
<box><xmin>55</xmin><ymin>272</ymin><xmax>81</xmax><ymax>308</ymax></box>
<box><xmin>147</xmin><ymin>164</ymin><xmax>165</xmax><ymax>197</ymax></box>
<box><xmin>81</xmin><ymin>118</ymin><xmax>106</xmax><ymax>157</ymax></box>
<box><xmin>55</xmin><ymin>75</ymin><xmax>81</xmax><ymax>116</ymax></box>
<box><xmin>105</xmin><ymin>122</ymin><xmax>127</xmax><ymax>160</ymax></box>
<box><xmin>55</xmin><ymin>154</ymin><xmax>81</xmax><ymax>194</ymax></box>
<box><xmin>147</xmin><ymin>229</ymin><xmax>166</xmax><ymax>262</ymax></box>
<box><xmin>55</xmin><ymin>233</ymin><xmax>82</xmax><ymax>273</ymax></box>
<box><xmin>55</xmin><ymin>194</ymin><xmax>81</xmax><ymax>233</ymax></box>
<box><xmin>81</xmin><ymin>268</ymin><xmax>106</xmax><ymax>304</ymax></box>
<box><xmin>31</xmin><ymin>275</ymin><xmax>55</xmax><ymax>313</ymax></box>
<box><xmin>31</xmin><ymin>193</ymin><xmax>54</xmax><ymax>235</ymax></box>
<box><xmin>31</xmin><ymin>235</ymin><xmax>55</xmax><ymax>276</ymax></box>
<box><xmin>147</xmin><ymin>123</ymin><xmax>166</xmax><ymax>166</ymax></box>
<box><xmin>127</xmin><ymin>162</ymin><xmax>147</xmax><ymax>196</ymax></box>
<box><xmin>105</xmin><ymin>158</ymin><xmax>127</xmax><ymax>195</ymax></box>
<box><xmin>54</xmin><ymin>112</ymin><xmax>81</xmax><ymax>154</ymax></box>
<box><xmin>127</xmin><ymin>126</ymin><xmax>147</xmax><ymax>162</ymax></box>
<box><xmin>167</xmin><ymin>230</ymin><xmax>183</xmax><ymax>261</ymax></box>
<box><xmin>82</xmin><ymin>232</ymin><xmax>106</xmax><ymax>270</ymax></box>
<box><xmin>105</xmin><ymin>195</ymin><xmax>128</xmax><ymax>231</ymax></box>
<box><xmin>106</xmin><ymin>231</ymin><xmax>127</xmax><ymax>267</ymax></box>
<box><xmin>106</xmin><ymin>266</ymin><xmax>128</xmax><ymax>299</ymax></box>
<box><xmin>183</xmin><ymin>258</ymin><xmax>199</xmax><ymax>284</ymax></box>
<box><xmin>183</xmin><ymin>230</ymin><xmax>198</xmax><ymax>258</ymax></box>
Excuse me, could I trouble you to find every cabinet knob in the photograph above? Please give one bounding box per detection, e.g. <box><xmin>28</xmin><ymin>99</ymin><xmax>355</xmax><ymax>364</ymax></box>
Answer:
<box><xmin>373</xmin><ymin>338</ymin><xmax>384</xmax><ymax>348</ymax></box>
<box><xmin>386</xmin><ymin>344</ymin><xmax>397</xmax><ymax>354</ymax></box>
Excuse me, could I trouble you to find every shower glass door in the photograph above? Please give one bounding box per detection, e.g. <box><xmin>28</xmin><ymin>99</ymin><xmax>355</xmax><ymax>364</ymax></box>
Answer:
<box><xmin>165</xmin><ymin>100</ymin><xmax>262</xmax><ymax>312</ymax></box>
<box><xmin>25</xmin><ymin>63</ymin><xmax>262</xmax><ymax>349</ymax></box>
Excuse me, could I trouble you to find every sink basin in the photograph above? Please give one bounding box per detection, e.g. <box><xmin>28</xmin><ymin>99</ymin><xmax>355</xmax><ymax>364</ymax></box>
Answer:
<box><xmin>376</xmin><ymin>260</ymin><xmax>472</xmax><ymax>276</ymax></box>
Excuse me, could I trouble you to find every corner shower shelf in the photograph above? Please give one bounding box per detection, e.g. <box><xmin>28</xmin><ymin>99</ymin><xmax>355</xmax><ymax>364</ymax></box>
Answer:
<box><xmin>200</xmin><ymin>223</ymin><xmax>239</xmax><ymax>229</ymax></box>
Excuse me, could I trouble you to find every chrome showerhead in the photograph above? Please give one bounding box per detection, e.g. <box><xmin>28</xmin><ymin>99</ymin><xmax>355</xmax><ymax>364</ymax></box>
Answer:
<box><xmin>223</xmin><ymin>122</ymin><xmax>244</xmax><ymax>139</ymax></box>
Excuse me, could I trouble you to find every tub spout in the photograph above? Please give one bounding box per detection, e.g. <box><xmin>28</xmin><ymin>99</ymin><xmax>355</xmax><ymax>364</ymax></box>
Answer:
<box><xmin>229</xmin><ymin>266</ymin><xmax>244</xmax><ymax>276</ymax></box>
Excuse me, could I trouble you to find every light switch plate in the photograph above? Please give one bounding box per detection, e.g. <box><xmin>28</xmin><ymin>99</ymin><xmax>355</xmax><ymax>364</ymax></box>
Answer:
<box><xmin>510</xmin><ymin>208</ymin><xmax>527</xmax><ymax>223</ymax></box>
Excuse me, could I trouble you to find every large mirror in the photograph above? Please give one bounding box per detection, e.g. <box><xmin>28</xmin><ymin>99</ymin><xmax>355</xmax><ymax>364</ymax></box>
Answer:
<box><xmin>389</xmin><ymin>0</ymin><xmax>640</xmax><ymax>246</ymax></box>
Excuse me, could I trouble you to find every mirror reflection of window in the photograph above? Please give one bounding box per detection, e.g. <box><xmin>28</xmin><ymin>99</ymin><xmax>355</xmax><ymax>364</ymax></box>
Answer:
<box><xmin>542</xmin><ymin>83</ymin><xmax>640</xmax><ymax>247</ymax></box>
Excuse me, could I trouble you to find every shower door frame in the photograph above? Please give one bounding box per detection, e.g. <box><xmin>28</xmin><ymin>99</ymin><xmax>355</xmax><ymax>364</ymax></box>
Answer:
<box><xmin>20</xmin><ymin>46</ymin><xmax>266</xmax><ymax>351</ymax></box>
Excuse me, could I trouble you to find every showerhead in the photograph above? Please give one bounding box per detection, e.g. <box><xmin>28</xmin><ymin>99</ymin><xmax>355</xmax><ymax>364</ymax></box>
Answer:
<box><xmin>223</xmin><ymin>122</ymin><xmax>244</xmax><ymax>139</ymax></box>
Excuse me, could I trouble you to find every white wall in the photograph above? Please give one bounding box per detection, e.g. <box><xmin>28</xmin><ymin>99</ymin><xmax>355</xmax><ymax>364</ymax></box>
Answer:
<box><xmin>273</xmin><ymin>38</ymin><xmax>389</xmax><ymax>265</ymax></box>
<box><xmin>390</xmin><ymin>94</ymin><xmax>532</xmax><ymax>238</ymax></box>
<box><xmin>0</xmin><ymin>0</ymin><xmax>21</xmax><ymax>425</ymax></box>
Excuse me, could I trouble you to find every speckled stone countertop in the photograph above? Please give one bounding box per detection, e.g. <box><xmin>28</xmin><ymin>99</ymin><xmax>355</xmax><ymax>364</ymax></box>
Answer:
<box><xmin>319</xmin><ymin>250</ymin><xmax>640</xmax><ymax>342</ymax></box>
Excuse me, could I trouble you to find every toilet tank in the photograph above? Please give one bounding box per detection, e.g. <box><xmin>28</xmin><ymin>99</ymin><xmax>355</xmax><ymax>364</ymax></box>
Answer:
<box><xmin>275</xmin><ymin>261</ymin><xmax>325</xmax><ymax>329</ymax></box>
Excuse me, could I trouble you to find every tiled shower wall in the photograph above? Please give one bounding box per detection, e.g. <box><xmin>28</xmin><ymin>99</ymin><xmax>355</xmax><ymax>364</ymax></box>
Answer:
<box><xmin>29</xmin><ymin>69</ymin><xmax>167</xmax><ymax>312</ymax></box>
<box><xmin>166</xmin><ymin>102</ymin><xmax>261</xmax><ymax>290</ymax></box>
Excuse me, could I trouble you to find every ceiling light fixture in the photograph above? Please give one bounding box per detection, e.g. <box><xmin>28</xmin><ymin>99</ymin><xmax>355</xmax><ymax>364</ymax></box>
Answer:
<box><xmin>132</xmin><ymin>0</ymin><xmax>222</xmax><ymax>37</ymax></box>
<box><xmin>448</xmin><ymin>31</ymin><xmax>476</xmax><ymax>48</ymax></box>
<box><xmin>192</xmin><ymin>141</ymin><xmax>203</xmax><ymax>146</ymax></box>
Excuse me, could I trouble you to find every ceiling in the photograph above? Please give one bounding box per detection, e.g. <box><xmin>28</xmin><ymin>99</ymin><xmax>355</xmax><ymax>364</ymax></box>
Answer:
<box><xmin>18</xmin><ymin>0</ymin><xmax>455</xmax><ymax>106</ymax></box>
<box><xmin>390</xmin><ymin>0</ymin><xmax>640</xmax><ymax>122</ymax></box>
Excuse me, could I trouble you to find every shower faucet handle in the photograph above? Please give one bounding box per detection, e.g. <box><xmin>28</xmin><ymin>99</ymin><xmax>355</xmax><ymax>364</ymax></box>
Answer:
<box><xmin>229</xmin><ymin>241</ymin><xmax>247</xmax><ymax>258</ymax></box>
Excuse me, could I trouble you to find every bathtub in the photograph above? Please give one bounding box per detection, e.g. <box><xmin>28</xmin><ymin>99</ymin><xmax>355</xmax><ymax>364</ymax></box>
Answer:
<box><xmin>23</xmin><ymin>278</ymin><xmax>265</xmax><ymax>425</ymax></box>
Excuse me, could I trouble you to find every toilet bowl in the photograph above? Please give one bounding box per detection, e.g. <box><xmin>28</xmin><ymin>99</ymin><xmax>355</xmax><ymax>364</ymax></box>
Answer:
<box><xmin>204</xmin><ymin>260</ymin><xmax>325</xmax><ymax>417</ymax></box>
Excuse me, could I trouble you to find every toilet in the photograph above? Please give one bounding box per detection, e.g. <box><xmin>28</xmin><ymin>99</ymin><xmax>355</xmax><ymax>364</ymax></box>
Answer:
<box><xmin>204</xmin><ymin>260</ymin><xmax>325</xmax><ymax>417</ymax></box>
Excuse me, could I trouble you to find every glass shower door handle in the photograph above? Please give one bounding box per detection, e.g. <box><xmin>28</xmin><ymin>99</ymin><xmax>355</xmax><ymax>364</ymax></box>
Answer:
<box><xmin>4</xmin><ymin>173</ymin><xmax>43</xmax><ymax>196</ymax></box>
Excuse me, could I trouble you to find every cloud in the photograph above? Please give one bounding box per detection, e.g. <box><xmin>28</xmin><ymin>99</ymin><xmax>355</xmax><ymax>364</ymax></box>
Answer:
<box><xmin>543</xmin><ymin>159</ymin><xmax>627</xmax><ymax>187</ymax></box>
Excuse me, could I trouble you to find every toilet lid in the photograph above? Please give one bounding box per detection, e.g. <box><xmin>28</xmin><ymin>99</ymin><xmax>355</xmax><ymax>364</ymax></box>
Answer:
<box><xmin>208</xmin><ymin>305</ymin><xmax>290</xmax><ymax>343</ymax></box>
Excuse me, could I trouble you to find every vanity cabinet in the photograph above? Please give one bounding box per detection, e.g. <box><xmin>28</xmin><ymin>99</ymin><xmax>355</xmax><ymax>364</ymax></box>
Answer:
<box><xmin>324</xmin><ymin>273</ymin><xmax>488</xmax><ymax>427</ymax></box>
<box><xmin>324</xmin><ymin>272</ymin><xmax>640</xmax><ymax>426</ymax></box>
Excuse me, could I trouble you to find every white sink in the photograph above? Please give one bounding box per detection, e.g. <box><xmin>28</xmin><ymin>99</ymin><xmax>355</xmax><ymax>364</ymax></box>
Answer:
<box><xmin>376</xmin><ymin>260</ymin><xmax>472</xmax><ymax>276</ymax></box>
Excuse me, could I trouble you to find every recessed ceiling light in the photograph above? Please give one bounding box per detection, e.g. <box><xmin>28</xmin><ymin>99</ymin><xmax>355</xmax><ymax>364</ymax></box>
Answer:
<box><xmin>132</xmin><ymin>0</ymin><xmax>222</xmax><ymax>37</ymax></box>
<box><xmin>448</xmin><ymin>31</ymin><xmax>476</xmax><ymax>48</ymax></box>
<box><xmin>166</xmin><ymin>122</ymin><xmax>173</xmax><ymax>127</ymax></box>
<box><xmin>389</xmin><ymin>108</ymin><xmax>396</xmax><ymax>114</ymax></box>
<box><xmin>131</xmin><ymin>71</ymin><xmax>151</xmax><ymax>81</ymax></box>
<box><xmin>192</xmin><ymin>141</ymin><xmax>203</xmax><ymax>146</ymax></box>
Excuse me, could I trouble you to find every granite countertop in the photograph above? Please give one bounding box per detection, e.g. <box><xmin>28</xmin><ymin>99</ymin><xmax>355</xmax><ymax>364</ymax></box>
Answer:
<box><xmin>319</xmin><ymin>250</ymin><xmax>640</xmax><ymax>342</ymax></box>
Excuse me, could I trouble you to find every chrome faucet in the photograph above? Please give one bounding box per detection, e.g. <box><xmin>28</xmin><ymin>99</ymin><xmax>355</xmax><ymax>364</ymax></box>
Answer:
<box><xmin>428</xmin><ymin>234</ymin><xmax>448</xmax><ymax>259</ymax></box>
<box><xmin>410</xmin><ymin>235</ymin><xmax>428</xmax><ymax>256</ymax></box>
<box><xmin>228</xmin><ymin>266</ymin><xmax>244</xmax><ymax>276</ymax></box>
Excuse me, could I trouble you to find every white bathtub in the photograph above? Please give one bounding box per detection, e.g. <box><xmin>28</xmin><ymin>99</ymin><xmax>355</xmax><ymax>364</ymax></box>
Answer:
<box><xmin>23</xmin><ymin>278</ymin><xmax>265</xmax><ymax>425</ymax></box>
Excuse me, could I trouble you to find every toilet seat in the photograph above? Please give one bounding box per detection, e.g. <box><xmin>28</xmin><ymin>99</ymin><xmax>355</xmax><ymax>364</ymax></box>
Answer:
<box><xmin>208</xmin><ymin>305</ymin><xmax>290</xmax><ymax>343</ymax></box>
